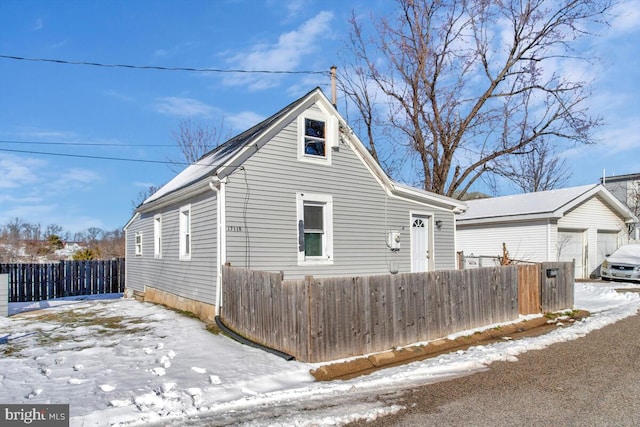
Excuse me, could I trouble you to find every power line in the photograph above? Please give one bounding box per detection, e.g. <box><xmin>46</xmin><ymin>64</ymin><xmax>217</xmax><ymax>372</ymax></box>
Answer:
<box><xmin>0</xmin><ymin>139</ymin><xmax>175</xmax><ymax>147</ymax></box>
<box><xmin>0</xmin><ymin>147</ymin><xmax>187</xmax><ymax>165</ymax></box>
<box><xmin>0</xmin><ymin>54</ymin><xmax>329</xmax><ymax>75</ymax></box>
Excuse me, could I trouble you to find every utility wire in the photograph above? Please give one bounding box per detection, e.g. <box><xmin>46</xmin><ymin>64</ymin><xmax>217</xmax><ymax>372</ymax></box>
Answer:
<box><xmin>0</xmin><ymin>55</ymin><xmax>329</xmax><ymax>75</ymax></box>
<box><xmin>0</xmin><ymin>139</ymin><xmax>175</xmax><ymax>147</ymax></box>
<box><xmin>0</xmin><ymin>147</ymin><xmax>189</xmax><ymax>165</ymax></box>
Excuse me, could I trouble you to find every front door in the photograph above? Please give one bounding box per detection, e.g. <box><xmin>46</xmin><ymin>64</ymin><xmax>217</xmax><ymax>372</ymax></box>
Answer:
<box><xmin>411</xmin><ymin>214</ymin><xmax>429</xmax><ymax>272</ymax></box>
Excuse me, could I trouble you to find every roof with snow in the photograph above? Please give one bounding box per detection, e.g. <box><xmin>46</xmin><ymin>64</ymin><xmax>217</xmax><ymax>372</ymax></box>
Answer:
<box><xmin>457</xmin><ymin>184</ymin><xmax>637</xmax><ymax>224</ymax></box>
<box><xmin>136</xmin><ymin>87</ymin><xmax>466</xmax><ymax>214</ymax></box>
<box><xmin>142</xmin><ymin>89</ymin><xmax>305</xmax><ymax>205</ymax></box>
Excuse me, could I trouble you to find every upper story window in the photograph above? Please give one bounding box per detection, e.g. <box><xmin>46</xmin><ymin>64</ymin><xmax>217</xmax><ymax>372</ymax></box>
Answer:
<box><xmin>179</xmin><ymin>205</ymin><xmax>191</xmax><ymax>260</ymax></box>
<box><xmin>298</xmin><ymin>109</ymin><xmax>337</xmax><ymax>165</ymax></box>
<box><xmin>134</xmin><ymin>232</ymin><xmax>142</xmax><ymax>256</ymax></box>
<box><xmin>304</xmin><ymin>118</ymin><xmax>325</xmax><ymax>157</ymax></box>
<box><xmin>153</xmin><ymin>214</ymin><xmax>162</xmax><ymax>259</ymax></box>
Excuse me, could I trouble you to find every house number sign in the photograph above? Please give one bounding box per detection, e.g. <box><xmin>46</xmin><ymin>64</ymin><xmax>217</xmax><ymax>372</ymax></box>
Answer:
<box><xmin>227</xmin><ymin>226</ymin><xmax>243</xmax><ymax>232</ymax></box>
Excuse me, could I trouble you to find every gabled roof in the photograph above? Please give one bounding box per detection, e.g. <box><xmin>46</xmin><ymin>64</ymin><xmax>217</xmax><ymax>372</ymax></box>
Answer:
<box><xmin>457</xmin><ymin>184</ymin><xmax>638</xmax><ymax>225</ymax></box>
<box><xmin>142</xmin><ymin>89</ymin><xmax>308</xmax><ymax>205</ymax></box>
<box><xmin>136</xmin><ymin>87</ymin><xmax>466</xmax><ymax>214</ymax></box>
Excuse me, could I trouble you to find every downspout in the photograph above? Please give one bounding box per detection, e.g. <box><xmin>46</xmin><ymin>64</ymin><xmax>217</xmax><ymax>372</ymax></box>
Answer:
<box><xmin>209</xmin><ymin>176</ymin><xmax>227</xmax><ymax>316</ymax></box>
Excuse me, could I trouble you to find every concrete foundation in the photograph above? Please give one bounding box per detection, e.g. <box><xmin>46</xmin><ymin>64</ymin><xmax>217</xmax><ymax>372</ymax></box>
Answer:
<box><xmin>129</xmin><ymin>286</ymin><xmax>217</xmax><ymax>324</ymax></box>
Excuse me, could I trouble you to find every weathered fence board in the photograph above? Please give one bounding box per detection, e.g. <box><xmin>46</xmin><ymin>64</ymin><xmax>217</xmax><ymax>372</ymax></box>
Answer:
<box><xmin>540</xmin><ymin>261</ymin><xmax>574</xmax><ymax>312</ymax></box>
<box><xmin>221</xmin><ymin>263</ymin><xmax>571</xmax><ymax>363</ymax></box>
<box><xmin>518</xmin><ymin>264</ymin><xmax>540</xmax><ymax>314</ymax></box>
<box><xmin>0</xmin><ymin>259</ymin><xmax>125</xmax><ymax>303</ymax></box>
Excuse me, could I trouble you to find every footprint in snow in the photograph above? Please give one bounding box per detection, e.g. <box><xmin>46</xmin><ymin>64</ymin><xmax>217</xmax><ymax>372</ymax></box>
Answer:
<box><xmin>68</xmin><ymin>378</ymin><xmax>84</xmax><ymax>385</ymax></box>
<box><xmin>143</xmin><ymin>348</ymin><xmax>154</xmax><ymax>354</ymax></box>
<box><xmin>151</xmin><ymin>367</ymin><xmax>166</xmax><ymax>376</ymax></box>
<box><xmin>73</xmin><ymin>364</ymin><xmax>84</xmax><ymax>371</ymax></box>
<box><xmin>209</xmin><ymin>375</ymin><xmax>222</xmax><ymax>385</ymax></box>
<box><xmin>99</xmin><ymin>384</ymin><xmax>116</xmax><ymax>392</ymax></box>
<box><xmin>191</xmin><ymin>367</ymin><xmax>206</xmax><ymax>374</ymax></box>
<box><xmin>25</xmin><ymin>389</ymin><xmax>43</xmax><ymax>399</ymax></box>
<box><xmin>161</xmin><ymin>382</ymin><xmax>176</xmax><ymax>393</ymax></box>
<box><xmin>157</xmin><ymin>355</ymin><xmax>171</xmax><ymax>368</ymax></box>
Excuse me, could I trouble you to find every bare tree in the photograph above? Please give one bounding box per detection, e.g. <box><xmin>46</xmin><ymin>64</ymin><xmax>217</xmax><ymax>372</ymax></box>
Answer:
<box><xmin>131</xmin><ymin>184</ymin><xmax>161</xmax><ymax>212</ymax></box>
<box><xmin>167</xmin><ymin>118</ymin><xmax>226</xmax><ymax>173</ymax></box>
<box><xmin>489</xmin><ymin>139</ymin><xmax>571</xmax><ymax>193</ymax></box>
<box><xmin>343</xmin><ymin>0</ymin><xmax>609</xmax><ymax>198</ymax></box>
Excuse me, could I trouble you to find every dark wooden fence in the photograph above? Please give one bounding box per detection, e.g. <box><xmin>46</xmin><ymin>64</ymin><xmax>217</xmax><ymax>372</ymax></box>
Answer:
<box><xmin>0</xmin><ymin>259</ymin><xmax>125</xmax><ymax>303</ymax></box>
<box><xmin>220</xmin><ymin>262</ymin><xmax>574</xmax><ymax>363</ymax></box>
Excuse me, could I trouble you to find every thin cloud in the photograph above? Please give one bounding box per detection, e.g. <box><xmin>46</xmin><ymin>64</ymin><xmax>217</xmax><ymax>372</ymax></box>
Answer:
<box><xmin>14</xmin><ymin>127</ymin><xmax>78</xmax><ymax>140</ymax></box>
<box><xmin>31</xmin><ymin>18</ymin><xmax>43</xmax><ymax>31</ymax></box>
<box><xmin>226</xmin><ymin>111</ymin><xmax>265</xmax><ymax>132</ymax></box>
<box><xmin>133</xmin><ymin>181</ymin><xmax>158</xmax><ymax>189</ymax></box>
<box><xmin>267</xmin><ymin>0</ymin><xmax>310</xmax><ymax>22</ymax></box>
<box><xmin>609</xmin><ymin>0</ymin><xmax>640</xmax><ymax>34</ymax></box>
<box><xmin>103</xmin><ymin>89</ymin><xmax>135</xmax><ymax>103</ymax></box>
<box><xmin>0</xmin><ymin>154</ymin><xmax>45</xmax><ymax>189</ymax></box>
<box><xmin>223</xmin><ymin>11</ymin><xmax>334</xmax><ymax>90</ymax></box>
<box><xmin>60</xmin><ymin>168</ymin><xmax>102</xmax><ymax>185</ymax></box>
<box><xmin>153</xmin><ymin>41</ymin><xmax>196</xmax><ymax>58</ymax></box>
<box><xmin>154</xmin><ymin>97</ymin><xmax>215</xmax><ymax>118</ymax></box>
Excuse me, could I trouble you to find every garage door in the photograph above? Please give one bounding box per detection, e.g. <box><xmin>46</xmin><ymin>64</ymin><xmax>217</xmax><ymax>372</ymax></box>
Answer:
<box><xmin>597</xmin><ymin>232</ymin><xmax>619</xmax><ymax>267</ymax></box>
<box><xmin>557</xmin><ymin>230</ymin><xmax>585</xmax><ymax>279</ymax></box>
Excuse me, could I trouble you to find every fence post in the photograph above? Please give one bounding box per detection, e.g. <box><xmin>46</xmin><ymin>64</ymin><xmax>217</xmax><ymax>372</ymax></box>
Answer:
<box><xmin>305</xmin><ymin>275</ymin><xmax>314</xmax><ymax>363</ymax></box>
<box><xmin>0</xmin><ymin>274</ymin><xmax>8</xmax><ymax>317</ymax></box>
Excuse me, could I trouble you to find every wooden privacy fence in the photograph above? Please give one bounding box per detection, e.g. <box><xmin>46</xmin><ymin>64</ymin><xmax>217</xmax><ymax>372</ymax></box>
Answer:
<box><xmin>220</xmin><ymin>262</ymin><xmax>574</xmax><ymax>363</ymax></box>
<box><xmin>0</xmin><ymin>259</ymin><xmax>126</xmax><ymax>303</ymax></box>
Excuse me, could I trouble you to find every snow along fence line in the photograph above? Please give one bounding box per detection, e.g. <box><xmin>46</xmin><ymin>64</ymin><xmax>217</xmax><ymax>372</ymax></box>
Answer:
<box><xmin>220</xmin><ymin>263</ymin><xmax>574</xmax><ymax>363</ymax></box>
<box><xmin>0</xmin><ymin>258</ymin><xmax>125</xmax><ymax>303</ymax></box>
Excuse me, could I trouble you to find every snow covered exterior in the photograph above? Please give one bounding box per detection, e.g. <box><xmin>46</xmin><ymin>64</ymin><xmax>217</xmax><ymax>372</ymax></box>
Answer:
<box><xmin>124</xmin><ymin>88</ymin><xmax>466</xmax><ymax>320</ymax></box>
<box><xmin>456</xmin><ymin>185</ymin><xmax>638</xmax><ymax>279</ymax></box>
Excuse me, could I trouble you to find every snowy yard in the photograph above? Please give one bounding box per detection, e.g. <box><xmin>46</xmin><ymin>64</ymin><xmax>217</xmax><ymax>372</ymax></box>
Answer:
<box><xmin>1</xmin><ymin>282</ymin><xmax>640</xmax><ymax>426</ymax></box>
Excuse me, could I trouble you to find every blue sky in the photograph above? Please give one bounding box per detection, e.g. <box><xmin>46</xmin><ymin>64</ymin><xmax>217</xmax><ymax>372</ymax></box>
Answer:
<box><xmin>0</xmin><ymin>0</ymin><xmax>638</xmax><ymax>235</ymax></box>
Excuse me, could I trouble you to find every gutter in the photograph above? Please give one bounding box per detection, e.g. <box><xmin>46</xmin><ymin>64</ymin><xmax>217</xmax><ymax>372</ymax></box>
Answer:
<box><xmin>209</xmin><ymin>176</ymin><xmax>227</xmax><ymax>316</ymax></box>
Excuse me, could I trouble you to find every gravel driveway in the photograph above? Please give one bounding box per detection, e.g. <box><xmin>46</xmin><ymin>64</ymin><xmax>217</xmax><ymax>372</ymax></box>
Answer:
<box><xmin>348</xmin><ymin>306</ymin><xmax>640</xmax><ymax>426</ymax></box>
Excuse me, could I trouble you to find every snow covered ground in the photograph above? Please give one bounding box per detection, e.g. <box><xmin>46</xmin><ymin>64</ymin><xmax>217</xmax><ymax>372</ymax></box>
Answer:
<box><xmin>1</xmin><ymin>281</ymin><xmax>639</xmax><ymax>427</ymax></box>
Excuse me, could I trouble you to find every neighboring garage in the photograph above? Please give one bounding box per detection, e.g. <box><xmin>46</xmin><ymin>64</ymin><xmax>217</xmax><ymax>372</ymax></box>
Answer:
<box><xmin>457</xmin><ymin>184</ymin><xmax>638</xmax><ymax>279</ymax></box>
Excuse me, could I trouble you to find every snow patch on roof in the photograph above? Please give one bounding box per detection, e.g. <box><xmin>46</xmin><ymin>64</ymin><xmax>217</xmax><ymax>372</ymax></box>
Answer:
<box><xmin>458</xmin><ymin>184</ymin><xmax>598</xmax><ymax>221</ymax></box>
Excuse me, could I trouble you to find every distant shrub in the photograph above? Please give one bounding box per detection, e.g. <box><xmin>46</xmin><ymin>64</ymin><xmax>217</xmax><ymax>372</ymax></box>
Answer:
<box><xmin>73</xmin><ymin>248</ymin><xmax>97</xmax><ymax>260</ymax></box>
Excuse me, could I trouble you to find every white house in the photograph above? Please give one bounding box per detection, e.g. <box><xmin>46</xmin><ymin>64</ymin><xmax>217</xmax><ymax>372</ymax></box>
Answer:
<box><xmin>456</xmin><ymin>184</ymin><xmax>638</xmax><ymax>279</ymax></box>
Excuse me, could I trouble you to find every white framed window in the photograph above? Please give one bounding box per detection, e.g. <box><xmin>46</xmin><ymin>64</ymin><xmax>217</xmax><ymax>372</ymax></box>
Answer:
<box><xmin>297</xmin><ymin>110</ymin><xmax>336</xmax><ymax>165</ymax></box>
<box><xmin>296</xmin><ymin>193</ymin><xmax>333</xmax><ymax>265</ymax></box>
<box><xmin>179</xmin><ymin>205</ymin><xmax>191</xmax><ymax>260</ymax></box>
<box><xmin>134</xmin><ymin>232</ymin><xmax>142</xmax><ymax>256</ymax></box>
<box><xmin>153</xmin><ymin>214</ymin><xmax>162</xmax><ymax>259</ymax></box>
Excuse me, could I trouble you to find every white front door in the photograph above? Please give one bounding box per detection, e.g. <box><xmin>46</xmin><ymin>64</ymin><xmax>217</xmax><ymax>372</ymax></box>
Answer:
<box><xmin>411</xmin><ymin>215</ymin><xmax>429</xmax><ymax>272</ymax></box>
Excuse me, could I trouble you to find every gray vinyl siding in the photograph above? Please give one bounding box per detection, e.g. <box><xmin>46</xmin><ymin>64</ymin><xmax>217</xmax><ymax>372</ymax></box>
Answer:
<box><xmin>126</xmin><ymin>191</ymin><xmax>218</xmax><ymax>303</ymax></box>
<box><xmin>224</xmin><ymin>105</ymin><xmax>457</xmax><ymax>279</ymax></box>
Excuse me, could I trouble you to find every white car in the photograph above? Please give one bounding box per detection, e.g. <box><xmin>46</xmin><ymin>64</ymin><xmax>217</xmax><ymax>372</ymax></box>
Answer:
<box><xmin>601</xmin><ymin>244</ymin><xmax>640</xmax><ymax>282</ymax></box>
